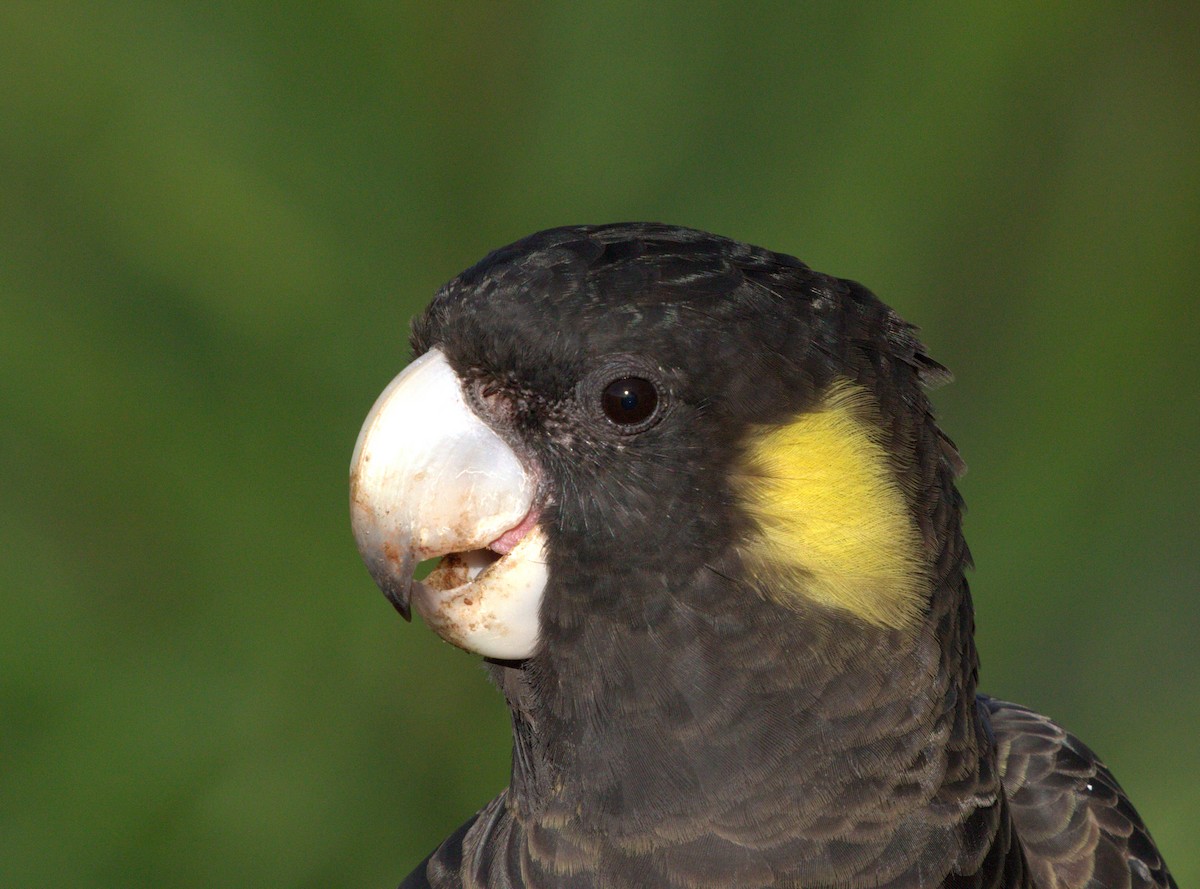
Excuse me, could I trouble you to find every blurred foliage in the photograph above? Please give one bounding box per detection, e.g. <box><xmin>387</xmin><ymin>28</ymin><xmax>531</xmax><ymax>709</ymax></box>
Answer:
<box><xmin>1</xmin><ymin>3</ymin><xmax>1197</xmax><ymax>887</ymax></box>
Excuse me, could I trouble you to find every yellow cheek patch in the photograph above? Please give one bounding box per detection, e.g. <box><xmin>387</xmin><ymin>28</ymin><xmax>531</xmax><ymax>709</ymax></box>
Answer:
<box><xmin>737</xmin><ymin>380</ymin><xmax>927</xmax><ymax>629</ymax></box>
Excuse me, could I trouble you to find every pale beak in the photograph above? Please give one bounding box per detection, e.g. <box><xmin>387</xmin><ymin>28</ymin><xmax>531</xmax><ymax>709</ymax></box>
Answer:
<box><xmin>349</xmin><ymin>348</ymin><xmax>547</xmax><ymax>659</ymax></box>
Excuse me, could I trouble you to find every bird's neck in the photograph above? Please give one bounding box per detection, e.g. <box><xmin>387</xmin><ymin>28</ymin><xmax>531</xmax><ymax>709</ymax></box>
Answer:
<box><xmin>486</xmin><ymin>553</ymin><xmax>1020</xmax><ymax>886</ymax></box>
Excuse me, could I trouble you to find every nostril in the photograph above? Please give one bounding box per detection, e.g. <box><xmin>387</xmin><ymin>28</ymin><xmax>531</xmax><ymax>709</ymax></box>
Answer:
<box><xmin>470</xmin><ymin>378</ymin><xmax>516</xmax><ymax>420</ymax></box>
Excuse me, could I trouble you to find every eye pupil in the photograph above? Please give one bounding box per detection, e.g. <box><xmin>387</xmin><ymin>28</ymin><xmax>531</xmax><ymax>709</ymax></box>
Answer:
<box><xmin>602</xmin><ymin>377</ymin><xmax>658</xmax><ymax>426</ymax></box>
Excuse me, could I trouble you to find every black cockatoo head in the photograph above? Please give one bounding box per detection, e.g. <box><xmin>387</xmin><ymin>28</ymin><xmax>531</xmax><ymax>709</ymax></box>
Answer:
<box><xmin>351</xmin><ymin>223</ymin><xmax>964</xmax><ymax>662</ymax></box>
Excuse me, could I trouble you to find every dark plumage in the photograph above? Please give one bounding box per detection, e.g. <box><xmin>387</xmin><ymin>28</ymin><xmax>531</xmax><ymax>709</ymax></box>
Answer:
<box><xmin>382</xmin><ymin>224</ymin><xmax>1173</xmax><ymax>889</ymax></box>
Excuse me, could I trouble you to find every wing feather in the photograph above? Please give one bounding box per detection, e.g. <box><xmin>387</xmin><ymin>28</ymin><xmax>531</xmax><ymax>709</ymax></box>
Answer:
<box><xmin>981</xmin><ymin>696</ymin><xmax>1176</xmax><ymax>889</ymax></box>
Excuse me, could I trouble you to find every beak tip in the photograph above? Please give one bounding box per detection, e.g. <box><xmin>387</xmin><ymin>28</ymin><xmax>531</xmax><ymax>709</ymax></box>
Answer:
<box><xmin>356</xmin><ymin>539</ymin><xmax>418</xmax><ymax>622</ymax></box>
<box><xmin>379</xmin><ymin>572</ymin><xmax>415</xmax><ymax>621</ymax></box>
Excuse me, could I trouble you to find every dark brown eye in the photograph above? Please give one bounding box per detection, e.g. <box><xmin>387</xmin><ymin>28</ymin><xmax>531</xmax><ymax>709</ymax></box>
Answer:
<box><xmin>601</xmin><ymin>377</ymin><xmax>658</xmax><ymax>426</ymax></box>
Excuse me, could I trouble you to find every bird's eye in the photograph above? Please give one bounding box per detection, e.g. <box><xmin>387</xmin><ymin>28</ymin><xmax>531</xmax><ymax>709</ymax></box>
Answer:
<box><xmin>601</xmin><ymin>377</ymin><xmax>658</xmax><ymax>426</ymax></box>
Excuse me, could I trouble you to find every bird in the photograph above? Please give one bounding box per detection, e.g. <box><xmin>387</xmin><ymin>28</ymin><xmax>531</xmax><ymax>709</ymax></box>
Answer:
<box><xmin>348</xmin><ymin>223</ymin><xmax>1176</xmax><ymax>889</ymax></box>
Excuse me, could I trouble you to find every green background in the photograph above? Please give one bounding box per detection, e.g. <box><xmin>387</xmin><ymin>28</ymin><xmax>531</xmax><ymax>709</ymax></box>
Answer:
<box><xmin>2</xmin><ymin>4</ymin><xmax>1196</xmax><ymax>886</ymax></box>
